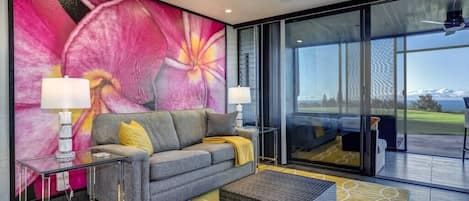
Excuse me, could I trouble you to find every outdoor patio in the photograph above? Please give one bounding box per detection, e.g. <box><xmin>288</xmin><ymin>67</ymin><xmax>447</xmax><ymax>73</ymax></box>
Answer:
<box><xmin>398</xmin><ymin>135</ymin><xmax>466</xmax><ymax>158</ymax></box>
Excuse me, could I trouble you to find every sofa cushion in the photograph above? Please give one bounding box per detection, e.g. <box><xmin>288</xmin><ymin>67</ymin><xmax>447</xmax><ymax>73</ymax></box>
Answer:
<box><xmin>150</xmin><ymin>160</ymin><xmax>234</xmax><ymax>194</ymax></box>
<box><xmin>149</xmin><ymin>150</ymin><xmax>211</xmax><ymax>181</ymax></box>
<box><xmin>169</xmin><ymin>109</ymin><xmax>211</xmax><ymax>148</ymax></box>
<box><xmin>92</xmin><ymin>111</ymin><xmax>180</xmax><ymax>153</ymax></box>
<box><xmin>184</xmin><ymin>143</ymin><xmax>235</xmax><ymax>164</ymax></box>
<box><xmin>207</xmin><ymin>112</ymin><xmax>238</xmax><ymax>136</ymax></box>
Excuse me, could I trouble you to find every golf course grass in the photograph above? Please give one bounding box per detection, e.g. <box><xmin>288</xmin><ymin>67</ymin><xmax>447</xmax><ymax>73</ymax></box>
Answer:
<box><xmin>297</xmin><ymin>106</ymin><xmax>465</xmax><ymax>135</ymax></box>
<box><xmin>398</xmin><ymin>109</ymin><xmax>464</xmax><ymax>135</ymax></box>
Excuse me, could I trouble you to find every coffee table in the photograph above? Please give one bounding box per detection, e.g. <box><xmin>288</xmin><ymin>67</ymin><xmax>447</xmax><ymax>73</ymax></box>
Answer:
<box><xmin>220</xmin><ymin>170</ymin><xmax>336</xmax><ymax>201</ymax></box>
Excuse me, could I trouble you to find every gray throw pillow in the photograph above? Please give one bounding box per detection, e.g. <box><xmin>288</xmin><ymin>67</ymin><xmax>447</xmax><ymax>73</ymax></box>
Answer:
<box><xmin>207</xmin><ymin>111</ymin><xmax>238</xmax><ymax>136</ymax></box>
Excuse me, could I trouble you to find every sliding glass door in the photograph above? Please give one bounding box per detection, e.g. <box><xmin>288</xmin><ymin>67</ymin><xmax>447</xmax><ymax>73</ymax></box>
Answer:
<box><xmin>284</xmin><ymin>10</ymin><xmax>366</xmax><ymax>170</ymax></box>
<box><xmin>371</xmin><ymin>0</ymin><xmax>469</xmax><ymax>159</ymax></box>
<box><xmin>237</xmin><ymin>5</ymin><xmax>384</xmax><ymax>175</ymax></box>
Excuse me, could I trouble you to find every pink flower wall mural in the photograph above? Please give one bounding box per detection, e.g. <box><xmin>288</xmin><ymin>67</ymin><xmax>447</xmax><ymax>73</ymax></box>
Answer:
<box><xmin>13</xmin><ymin>0</ymin><xmax>226</xmax><ymax>198</ymax></box>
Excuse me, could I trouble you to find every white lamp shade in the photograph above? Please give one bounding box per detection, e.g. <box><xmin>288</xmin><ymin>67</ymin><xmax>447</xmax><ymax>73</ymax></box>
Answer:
<box><xmin>41</xmin><ymin>77</ymin><xmax>91</xmax><ymax>109</ymax></box>
<box><xmin>228</xmin><ymin>87</ymin><xmax>251</xmax><ymax>104</ymax></box>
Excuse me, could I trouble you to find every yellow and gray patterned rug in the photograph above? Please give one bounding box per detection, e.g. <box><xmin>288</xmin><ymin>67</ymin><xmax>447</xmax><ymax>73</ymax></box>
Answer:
<box><xmin>194</xmin><ymin>164</ymin><xmax>409</xmax><ymax>201</ymax></box>
<box><xmin>291</xmin><ymin>136</ymin><xmax>360</xmax><ymax>167</ymax></box>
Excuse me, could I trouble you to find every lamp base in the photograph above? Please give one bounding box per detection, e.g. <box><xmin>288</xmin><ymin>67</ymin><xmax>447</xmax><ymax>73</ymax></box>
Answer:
<box><xmin>57</xmin><ymin>111</ymin><xmax>75</xmax><ymax>162</ymax></box>
<box><xmin>56</xmin><ymin>151</ymin><xmax>75</xmax><ymax>162</ymax></box>
<box><xmin>236</xmin><ymin>104</ymin><xmax>243</xmax><ymax>128</ymax></box>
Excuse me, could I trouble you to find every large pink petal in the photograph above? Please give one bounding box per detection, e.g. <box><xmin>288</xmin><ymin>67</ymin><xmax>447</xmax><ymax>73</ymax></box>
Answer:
<box><xmin>155</xmin><ymin>29</ymin><xmax>226</xmax><ymax>112</ymax></box>
<box><xmin>144</xmin><ymin>3</ymin><xmax>225</xmax><ymax>60</ymax></box>
<box><xmin>13</xmin><ymin>0</ymin><xmax>75</xmax><ymax>104</ymax></box>
<box><xmin>142</xmin><ymin>0</ymin><xmax>186</xmax><ymax>59</ymax></box>
<box><xmin>199</xmin><ymin>30</ymin><xmax>226</xmax><ymax>76</ymax></box>
<box><xmin>31</xmin><ymin>0</ymin><xmax>76</xmax><ymax>53</ymax></box>
<box><xmin>186</xmin><ymin>13</ymin><xmax>225</xmax><ymax>46</ymax></box>
<box><xmin>101</xmin><ymin>85</ymin><xmax>150</xmax><ymax>113</ymax></box>
<box><xmin>62</xmin><ymin>0</ymin><xmax>167</xmax><ymax>105</ymax></box>
<box><xmin>69</xmin><ymin>85</ymin><xmax>149</xmax><ymax>151</ymax></box>
<box><xmin>14</xmin><ymin>104</ymin><xmax>59</xmax><ymax>195</ymax></box>
<box><xmin>199</xmin><ymin>30</ymin><xmax>226</xmax><ymax>112</ymax></box>
<box><xmin>154</xmin><ymin>66</ymin><xmax>207</xmax><ymax>111</ymax></box>
<box><xmin>145</xmin><ymin>0</ymin><xmax>227</xmax><ymax>112</ymax></box>
<box><xmin>204</xmin><ymin>70</ymin><xmax>226</xmax><ymax>112</ymax></box>
<box><xmin>14</xmin><ymin>105</ymin><xmax>59</xmax><ymax>160</ymax></box>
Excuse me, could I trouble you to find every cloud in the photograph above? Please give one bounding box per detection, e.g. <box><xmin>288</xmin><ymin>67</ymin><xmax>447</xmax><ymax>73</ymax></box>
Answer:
<box><xmin>407</xmin><ymin>88</ymin><xmax>469</xmax><ymax>99</ymax></box>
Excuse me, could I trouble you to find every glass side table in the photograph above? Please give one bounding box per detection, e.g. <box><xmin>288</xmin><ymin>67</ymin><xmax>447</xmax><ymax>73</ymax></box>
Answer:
<box><xmin>16</xmin><ymin>150</ymin><xmax>127</xmax><ymax>201</ymax></box>
<box><xmin>244</xmin><ymin>126</ymin><xmax>279</xmax><ymax>166</ymax></box>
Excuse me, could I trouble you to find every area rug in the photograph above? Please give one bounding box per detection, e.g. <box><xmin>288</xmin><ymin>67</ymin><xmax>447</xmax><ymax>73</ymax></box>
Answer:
<box><xmin>291</xmin><ymin>136</ymin><xmax>360</xmax><ymax>167</ymax></box>
<box><xmin>193</xmin><ymin>164</ymin><xmax>409</xmax><ymax>201</ymax></box>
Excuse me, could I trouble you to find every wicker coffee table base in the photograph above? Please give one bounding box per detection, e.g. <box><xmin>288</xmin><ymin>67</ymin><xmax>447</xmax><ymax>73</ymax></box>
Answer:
<box><xmin>220</xmin><ymin>170</ymin><xmax>336</xmax><ymax>201</ymax></box>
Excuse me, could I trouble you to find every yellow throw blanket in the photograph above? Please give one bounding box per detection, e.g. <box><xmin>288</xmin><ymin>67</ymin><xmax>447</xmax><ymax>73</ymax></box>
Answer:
<box><xmin>203</xmin><ymin>136</ymin><xmax>254</xmax><ymax>166</ymax></box>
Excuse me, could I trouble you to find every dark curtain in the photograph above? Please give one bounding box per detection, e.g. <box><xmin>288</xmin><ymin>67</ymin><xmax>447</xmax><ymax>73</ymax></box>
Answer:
<box><xmin>260</xmin><ymin>22</ymin><xmax>281</xmax><ymax>129</ymax></box>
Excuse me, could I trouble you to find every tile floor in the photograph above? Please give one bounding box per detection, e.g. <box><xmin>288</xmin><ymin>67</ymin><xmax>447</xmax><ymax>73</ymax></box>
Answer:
<box><xmin>288</xmin><ymin>162</ymin><xmax>469</xmax><ymax>201</ymax></box>
<box><xmin>378</xmin><ymin>151</ymin><xmax>469</xmax><ymax>191</ymax></box>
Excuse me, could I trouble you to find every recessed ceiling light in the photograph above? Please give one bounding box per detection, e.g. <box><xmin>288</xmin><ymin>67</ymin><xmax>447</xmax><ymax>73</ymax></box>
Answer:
<box><xmin>225</xmin><ymin>9</ymin><xmax>232</xmax><ymax>13</ymax></box>
<box><xmin>296</xmin><ymin>39</ymin><xmax>303</xmax><ymax>43</ymax></box>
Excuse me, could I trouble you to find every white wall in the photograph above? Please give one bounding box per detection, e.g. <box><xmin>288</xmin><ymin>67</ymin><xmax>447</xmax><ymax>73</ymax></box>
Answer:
<box><xmin>226</xmin><ymin>25</ymin><xmax>238</xmax><ymax>113</ymax></box>
<box><xmin>0</xmin><ymin>0</ymin><xmax>10</xmax><ymax>199</ymax></box>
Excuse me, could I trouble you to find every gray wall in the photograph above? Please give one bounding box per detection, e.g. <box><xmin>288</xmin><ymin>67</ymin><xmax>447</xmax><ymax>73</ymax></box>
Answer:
<box><xmin>0</xmin><ymin>0</ymin><xmax>10</xmax><ymax>199</ymax></box>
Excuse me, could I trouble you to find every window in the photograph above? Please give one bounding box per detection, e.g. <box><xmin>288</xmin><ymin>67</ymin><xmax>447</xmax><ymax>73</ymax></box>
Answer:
<box><xmin>238</xmin><ymin>28</ymin><xmax>258</xmax><ymax>125</ymax></box>
<box><xmin>296</xmin><ymin>45</ymin><xmax>340</xmax><ymax>113</ymax></box>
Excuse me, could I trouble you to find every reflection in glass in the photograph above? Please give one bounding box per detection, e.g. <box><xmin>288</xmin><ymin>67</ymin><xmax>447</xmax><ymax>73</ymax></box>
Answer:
<box><xmin>285</xmin><ymin>11</ymin><xmax>363</xmax><ymax>169</ymax></box>
<box><xmin>238</xmin><ymin>28</ymin><xmax>259</xmax><ymax>126</ymax></box>
<box><xmin>297</xmin><ymin>45</ymin><xmax>339</xmax><ymax>113</ymax></box>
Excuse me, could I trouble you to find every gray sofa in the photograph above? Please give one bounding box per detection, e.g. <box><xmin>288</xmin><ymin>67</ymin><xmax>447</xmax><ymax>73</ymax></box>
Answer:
<box><xmin>89</xmin><ymin>109</ymin><xmax>258</xmax><ymax>201</ymax></box>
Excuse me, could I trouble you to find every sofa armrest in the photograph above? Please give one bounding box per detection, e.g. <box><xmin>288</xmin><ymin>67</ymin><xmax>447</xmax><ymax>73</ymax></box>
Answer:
<box><xmin>236</xmin><ymin>128</ymin><xmax>258</xmax><ymax>172</ymax></box>
<box><xmin>90</xmin><ymin>144</ymin><xmax>150</xmax><ymax>201</ymax></box>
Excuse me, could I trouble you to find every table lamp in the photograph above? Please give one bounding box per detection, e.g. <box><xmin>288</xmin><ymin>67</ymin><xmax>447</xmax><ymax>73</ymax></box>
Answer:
<box><xmin>41</xmin><ymin>76</ymin><xmax>91</xmax><ymax>161</ymax></box>
<box><xmin>228</xmin><ymin>86</ymin><xmax>251</xmax><ymax>128</ymax></box>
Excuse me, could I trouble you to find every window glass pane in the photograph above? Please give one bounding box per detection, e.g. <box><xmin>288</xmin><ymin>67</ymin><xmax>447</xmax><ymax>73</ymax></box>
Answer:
<box><xmin>238</xmin><ymin>28</ymin><xmax>258</xmax><ymax>126</ymax></box>
<box><xmin>396</xmin><ymin>53</ymin><xmax>405</xmax><ymax>150</ymax></box>
<box><xmin>372</xmin><ymin>0</ymin><xmax>469</xmax><ymax>164</ymax></box>
<box><xmin>371</xmin><ymin>38</ymin><xmax>395</xmax><ymax>115</ymax></box>
<box><xmin>396</xmin><ymin>37</ymin><xmax>405</xmax><ymax>52</ymax></box>
<box><xmin>285</xmin><ymin>11</ymin><xmax>362</xmax><ymax>169</ymax></box>
<box><xmin>297</xmin><ymin>45</ymin><xmax>339</xmax><ymax>113</ymax></box>
<box><xmin>344</xmin><ymin>42</ymin><xmax>361</xmax><ymax>114</ymax></box>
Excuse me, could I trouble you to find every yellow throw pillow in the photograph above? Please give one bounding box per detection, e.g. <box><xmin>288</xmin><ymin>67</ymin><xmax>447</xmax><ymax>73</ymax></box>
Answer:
<box><xmin>119</xmin><ymin>120</ymin><xmax>154</xmax><ymax>155</ymax></box>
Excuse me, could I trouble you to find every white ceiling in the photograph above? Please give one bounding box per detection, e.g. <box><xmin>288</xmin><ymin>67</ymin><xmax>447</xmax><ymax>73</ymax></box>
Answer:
<box><xmin>285</xmin><ymin>0</ymin><xmax>469</xmax><ymax>47</ymax></box>
<box><xmin>161</xmin><ymin>0</ymin><xmax>349</xmax><ymax>25</ymax></box>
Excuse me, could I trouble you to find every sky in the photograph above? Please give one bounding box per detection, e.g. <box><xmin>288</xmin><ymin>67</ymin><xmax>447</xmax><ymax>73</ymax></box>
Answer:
<box><xmin>297</xmin><ymin>29</ymin><xmax>469</xmax><ymax>101</ymax></box>
<box><xmin>297</xmin><ymin>45</ymin><xmax>339</xmax><ymax>100</ymax></box>
<box><xmin>406</xmin><ymin>31</ymin><xmax>469</xmax><ymax>91</ymax></box>
<box><xmin>407</xmin><ymin>47</ymin><xmax>469</xmax><ymax>91</ymax></box>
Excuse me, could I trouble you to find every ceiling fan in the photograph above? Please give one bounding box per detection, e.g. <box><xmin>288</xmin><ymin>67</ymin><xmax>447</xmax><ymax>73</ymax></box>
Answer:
<box><xmin>421</xmin><ymin>0</ymin><xmax>468</xmax><ymax>36</ymax></box>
